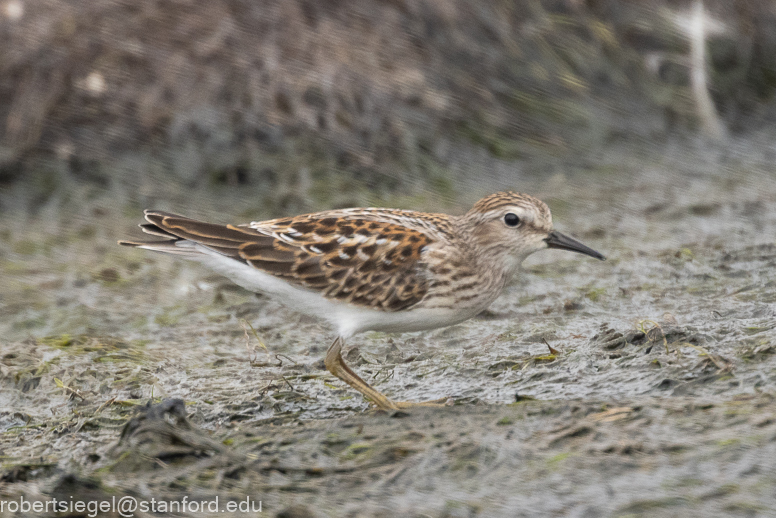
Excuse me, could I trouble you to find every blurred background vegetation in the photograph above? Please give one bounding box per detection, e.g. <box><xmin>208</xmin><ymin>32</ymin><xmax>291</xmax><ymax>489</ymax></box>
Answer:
<box><xmin>1</xmin><ymin>0</ymin><xmax>775</xmax><ymax>216</ymax></box>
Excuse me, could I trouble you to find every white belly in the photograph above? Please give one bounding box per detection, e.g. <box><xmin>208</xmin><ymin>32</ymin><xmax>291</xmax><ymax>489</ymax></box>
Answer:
<box><xmin>194</xmin><ymin>244</ymin><xmax>484</xmax><ymax>338</ymax></box>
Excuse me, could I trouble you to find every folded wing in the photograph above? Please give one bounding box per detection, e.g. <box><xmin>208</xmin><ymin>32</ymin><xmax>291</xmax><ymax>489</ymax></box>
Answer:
<box><xmin>119</xmin><ymin>210</ymin><xmax>434</xmax><ymax>311</ymax></box>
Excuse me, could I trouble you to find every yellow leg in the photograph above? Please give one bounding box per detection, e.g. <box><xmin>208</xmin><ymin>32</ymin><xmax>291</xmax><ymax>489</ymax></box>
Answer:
<box><xmin>393</xmin><ymin>399</ymin><xmax>450</xmax><ymax>409</ymax></box>
<box><xmin>324</xmin><ymin>337</ymin><xmax>451</xmax><ymax>411</ymax></box>
<box><xmin>325</xmin><ymin>336</ymin><xmax>399</xmax><ymax>410</ymax></box>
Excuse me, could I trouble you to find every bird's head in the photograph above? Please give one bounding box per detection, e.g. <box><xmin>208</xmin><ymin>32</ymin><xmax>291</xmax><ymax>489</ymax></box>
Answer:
<box><xmin>460</xmin><ymin>191</ymin><xmax>605</xmax><ymax>273</ymax></box>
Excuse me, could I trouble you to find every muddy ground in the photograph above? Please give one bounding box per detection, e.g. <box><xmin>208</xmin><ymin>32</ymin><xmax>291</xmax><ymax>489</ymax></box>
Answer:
<box><xmin>2</xmin><ymin>137</ymin><xmax>776</xmax><ymax>517</ymax></box>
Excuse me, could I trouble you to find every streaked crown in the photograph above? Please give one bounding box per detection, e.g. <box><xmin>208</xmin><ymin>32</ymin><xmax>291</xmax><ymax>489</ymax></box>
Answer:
<box><xmin>468</xmin><ymin>191</ymin><xmax>552</xmax><ymax>230</ymax></box>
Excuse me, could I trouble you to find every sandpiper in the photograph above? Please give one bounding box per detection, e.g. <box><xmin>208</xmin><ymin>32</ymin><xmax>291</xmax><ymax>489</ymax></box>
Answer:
<box><xmin>120</xmin><ymin>191</ymin><xmax>605</xmax><ymax>410</ymax></box>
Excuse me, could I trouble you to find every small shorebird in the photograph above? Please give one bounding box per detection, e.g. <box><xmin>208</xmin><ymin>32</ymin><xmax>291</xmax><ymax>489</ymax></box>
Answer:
<box><xmin>120</xmin><ymin>192</ymin><xmax>604</xmax><ymax>410</ymax></box>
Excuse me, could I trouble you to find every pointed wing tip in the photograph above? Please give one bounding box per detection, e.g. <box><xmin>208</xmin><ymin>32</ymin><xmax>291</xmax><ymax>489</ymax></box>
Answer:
<box><xmin>143</xmin><ymin>209</ymin><xmax>188</xmax><ymax>221</ymax></box>
<box><xmin>118</xmin><ymin>238</ymin><xmax>178</xmax><ymax>248</ymax></box>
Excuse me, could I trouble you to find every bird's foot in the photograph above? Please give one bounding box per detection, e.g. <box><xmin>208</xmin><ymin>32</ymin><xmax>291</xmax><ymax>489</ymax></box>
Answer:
<box><xmin>386</xmin><ymin>397</ymin><xmax>453</xmax><ymax>410</ymax></box>
<box><xmin>325</xmin><ymin>337</ymin><xmax>453</xmax><ymax>411</ymax></box>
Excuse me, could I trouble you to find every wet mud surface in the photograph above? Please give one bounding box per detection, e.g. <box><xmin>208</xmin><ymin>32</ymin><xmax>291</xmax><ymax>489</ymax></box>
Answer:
<box><xmin>2</xmin><ymin>142</ymin><xmax>776</xmax><ymax>516</ymax></box>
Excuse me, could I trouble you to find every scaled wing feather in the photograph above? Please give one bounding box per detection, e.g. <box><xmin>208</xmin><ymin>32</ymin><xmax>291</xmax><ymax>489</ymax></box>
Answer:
<box><xmin>122</xmin><ymin>210</ymin><xmax>436</xmax><ymax>311</ymax></box>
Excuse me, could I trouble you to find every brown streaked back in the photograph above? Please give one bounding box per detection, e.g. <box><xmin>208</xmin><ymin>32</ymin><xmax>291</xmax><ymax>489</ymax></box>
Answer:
<box><xmin>121</xmin><ymin>210</ymin><xmax>436</xmax><ymax>311</ymax></box>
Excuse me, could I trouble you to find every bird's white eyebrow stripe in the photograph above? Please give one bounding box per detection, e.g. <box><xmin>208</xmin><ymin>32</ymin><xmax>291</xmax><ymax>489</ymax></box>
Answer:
<box><xmin>488</xmin><ymin>206</ymin><xmax>534</xmax><ymax>223</ymax></box>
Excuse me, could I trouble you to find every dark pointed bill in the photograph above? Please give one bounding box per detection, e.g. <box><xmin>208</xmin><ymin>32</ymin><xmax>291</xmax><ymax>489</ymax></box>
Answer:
<box><xmin>545</xmin><ymin>231</ymin><xmax>606</xmax><ymax>260</ymax></box>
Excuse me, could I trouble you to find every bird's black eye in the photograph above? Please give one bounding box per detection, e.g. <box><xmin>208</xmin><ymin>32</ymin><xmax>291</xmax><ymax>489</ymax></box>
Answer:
<box><xmin>504</xmin><ymin>213</ymin><xmax>520</xmax><ymax>227</ymax></box>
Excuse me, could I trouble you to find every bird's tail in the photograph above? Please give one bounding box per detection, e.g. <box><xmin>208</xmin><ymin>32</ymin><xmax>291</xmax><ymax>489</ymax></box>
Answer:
<box><xmin>118</xmin><ymin>210</ymin><xmax>261</xmax><ymax>260</ymax></box>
